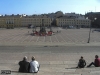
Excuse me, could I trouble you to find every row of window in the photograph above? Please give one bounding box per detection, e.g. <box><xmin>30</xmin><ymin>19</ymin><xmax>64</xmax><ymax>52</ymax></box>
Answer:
<box><xmin>58</xmin><ymin>19</ymin><xmax>90</xmax><ymax>22</ymax></box>
<box><xmin>58</xmin><ymin>20</ymin><xmax>90</xmax><ymax>22</ymax></box>
<box><xmin>21</xmin><ymin>24</ymin><xmax>51</xmax><ymax>25</ymax></box>
<box><xmin>77</xmin><ymin>23</ymin><xmax>90</xmax><ymax>24</ymax></box>
<box><xmin>59</xmin><ymin>22</ymin><xmax>90</xmax><ymax>24</ymax></box>
<box><xmin>22</xmin><ymin>19</ymin><xmax>51</xmax><ymax>21</ymax></box>
<box><xmin>59</xmin><ymin>22</ymin><xmax>90</xmax><ymax>23</ymax></box>
<box><xmin>0</xmin><ymin>19</ymin><xmax>52</xmax><ymax>21</ymax></box>
<box><xmin>58</xmin><ymin>23</ymin><xmax>90</xmax><ymax>25</ymax></box>
<box><xmin>0</xmin><ymin>21</ymin><xmax>51</xmax><ymax>23</ymax></box>
<box><xmin>58</xmin><ymin>19</ymin><xmax>74</xmax><ymax>21</ymax></box>
<box><xmin>22</xmin><ymin>23</ymin><xmax>51</xmax><ymax>24</ymax></box>
<box><xmin>21</xmin><ymin>21</ymin><xmax>51</xmax><ymax>22</ymax></box>
<box><xmin>22</xmin><ymin>21</ymin><xmax>51</xmax><ymax>23</ymax></box>
<box><xmin>0</xmin><ymin>24</ymin><xmax>51</xmax><ymax>27</ymax></box>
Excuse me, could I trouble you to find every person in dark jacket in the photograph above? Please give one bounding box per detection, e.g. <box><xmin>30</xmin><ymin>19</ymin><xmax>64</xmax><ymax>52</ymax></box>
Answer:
<box><xmin>87</xmin><ymin>55</ymin><xmax>100</xmax><ymax>67</ymax></box>
<box><xmin>76</xmin><ymin>56</ymin><xmax>86</xmax><ymax>68</ymax></box>
<box><xmin>18</xmin><ymin>56</ymin><xmax>30</xmax><ymax>73</ymax></box>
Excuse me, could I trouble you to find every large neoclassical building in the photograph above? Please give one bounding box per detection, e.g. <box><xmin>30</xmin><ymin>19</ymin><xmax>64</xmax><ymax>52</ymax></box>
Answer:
<box><xmin>0</xmin><ymin>14</ymin><xmax>91</xmax><ymax>28</ymax></box>
<box><xmin>0</xmin><ymin>14</ymin><xmax>52</xmax><ymax>28</ymax></box>
<box><xmin>56</xmin><ymin>17</ymin><xmax>91</xmax><ymax>28</ymax></box>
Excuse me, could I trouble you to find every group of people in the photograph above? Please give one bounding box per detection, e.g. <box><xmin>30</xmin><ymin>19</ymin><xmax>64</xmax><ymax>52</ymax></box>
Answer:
<box><xmin>18</xmin><ymin>55</ymin><xmax>100</xmax><ymax>73</ymax></box>
<box><xmin>18</xmin><ymin>56</ymin><xmax>40</xmax><ymax>73</ymax></box>
<box><xmin>76</xmin><ymin>55</ymin><xmax>100</xmax><ymax>68</ymax></box>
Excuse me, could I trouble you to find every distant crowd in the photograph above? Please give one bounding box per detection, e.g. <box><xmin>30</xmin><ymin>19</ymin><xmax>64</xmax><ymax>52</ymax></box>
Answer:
<box><xmin>18</xmin><ymin>55</ymin><xmax>100</xmax><ymax>73</ymax></box>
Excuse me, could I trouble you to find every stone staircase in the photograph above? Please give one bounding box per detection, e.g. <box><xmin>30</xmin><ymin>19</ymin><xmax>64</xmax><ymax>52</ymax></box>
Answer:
<box><xmin>0</xmin><ymin>61</ymin><xmax>100</xmax><ymax>75</ymax></box>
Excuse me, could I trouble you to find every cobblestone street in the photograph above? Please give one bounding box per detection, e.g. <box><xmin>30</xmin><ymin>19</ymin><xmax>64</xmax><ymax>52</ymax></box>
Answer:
<box><xmin>0</xmin><ymin>28</ymin><xmax>100</xmax><ymax>45</ymax></box>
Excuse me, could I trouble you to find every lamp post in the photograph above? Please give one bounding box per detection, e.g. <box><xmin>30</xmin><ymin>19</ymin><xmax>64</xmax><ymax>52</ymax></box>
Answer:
<box><xmin>94</xmin><ymin>18</ymin><xmax>97</xmax><ymax>30</ymax></box>
<box><xmin>20</xmin><ymin>15</ymin><xmax>22</xmax><ymax>27</ymax></box>
<box><xmin>87</xmin><ymin>17</ymin><xmax>97</xmax><ymax>43</ymax></box>
<box><xmin>12</xmin><ymin>17</ymin><xmax>14</xmax><ymax>29</ymax></box>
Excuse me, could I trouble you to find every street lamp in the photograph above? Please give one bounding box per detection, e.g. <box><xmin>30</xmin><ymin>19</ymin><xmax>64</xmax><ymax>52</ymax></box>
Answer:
<box><xmin>94</xmin><ymin>18</ymin><xmax>97</xmax><ymax>27</ymax></box>
<box><xmin>87</xmin><ymin>17</ymin><xmax>97</xmax><ymax>43</ymax></box>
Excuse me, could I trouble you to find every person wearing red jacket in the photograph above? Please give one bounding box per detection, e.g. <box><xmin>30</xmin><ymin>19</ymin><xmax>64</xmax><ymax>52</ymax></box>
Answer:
<box><xmin>87</xmin><ymin>55</ymin><xmax>100</xmax><ymax>67</ymax></box>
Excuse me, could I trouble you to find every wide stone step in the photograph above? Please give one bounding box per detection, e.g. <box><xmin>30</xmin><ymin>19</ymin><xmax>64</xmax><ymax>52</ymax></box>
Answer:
<box><xmin>1</xmin><ymin>61</ymin><xmax>100</xmax><ymax>75</ymax></box>
<box><xmin>10</xmin><ymin>70</ymin><xmax>100</xmax><ymax>75</ymax></box>
<box><xmin>0</xmin><ymin>60</ymin><xmax>77</xmax><ymax>64</ymax></box>
<box><xmin>11</xmin><ymin>72</ymin><xmax>82</xmax><ymax>75</ymax></box>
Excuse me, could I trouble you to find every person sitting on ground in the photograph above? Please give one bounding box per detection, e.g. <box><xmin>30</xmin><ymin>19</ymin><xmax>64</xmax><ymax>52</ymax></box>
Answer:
<box><xmin>76</xmin><ymin>56</ymin><xmax>86</xmax><ymax>68</ymax></box>
<box><xmin>18</xmin><ymin>56</ymin><xmax>30</xmax><ymax>73</ymax></box>
<box><xmin>29</xmin><ymin>56</ymin><xmax>40</xmax><ymax>73</ymax></box>
<box><xmin>87</xmin><ymin>55</ymin><xmax>100</xmax><ymax>67</ymax></box>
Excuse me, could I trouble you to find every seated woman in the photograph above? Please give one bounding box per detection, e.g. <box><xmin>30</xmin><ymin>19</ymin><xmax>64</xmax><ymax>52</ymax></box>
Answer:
<box><xmin>87</xmin><ymin>55</ymin><xmax>100</xmax><ymax>67</ymax></box>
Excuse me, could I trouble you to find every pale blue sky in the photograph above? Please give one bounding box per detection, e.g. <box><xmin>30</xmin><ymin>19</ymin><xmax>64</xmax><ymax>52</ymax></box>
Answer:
<box><xmin>0</xmin><ymin>0</ymin><xmax>100</xmax><ymax>15</ymax></box>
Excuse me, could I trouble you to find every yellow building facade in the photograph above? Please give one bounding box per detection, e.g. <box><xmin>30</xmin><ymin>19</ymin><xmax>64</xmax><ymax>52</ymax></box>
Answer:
<box><xmin>0</xmin><ymin>15</ymin><xmax>22</xmax><ymax>28</ymax></box>
<box><xmin>21</xmin><ymin>16</ymin><xmax>52</xmax><ymax>27</ymax></box>
<box><xmin>56</xmin><ymin>18</ymin><xmax>91</xmax><ymax>28</ymax></box>
<box><xmin>0</xmin><ymin>17</ymin><xmax>5</xmax><ymax>28</ymax></box>
<box><xmin>0</xmin><ymin>15</ymin><xmax>91</xmax><ymax>28</ymax></box>
<box><xmin>0</xmin><ymin>15</ymin><xmax>52</xmax><ymax>28</ymax></box>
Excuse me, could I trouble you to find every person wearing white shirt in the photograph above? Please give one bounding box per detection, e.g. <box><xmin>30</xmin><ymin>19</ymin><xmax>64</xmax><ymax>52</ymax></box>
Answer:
<box><xmin>29</xmin><ymin>56</ymin><xmax>40</xmax><ymax>73</ymax></box>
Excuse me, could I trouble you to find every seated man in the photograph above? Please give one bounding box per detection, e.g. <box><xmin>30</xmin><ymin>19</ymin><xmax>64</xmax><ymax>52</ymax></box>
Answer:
<box><xmin>18</xmin><ymin>56</ymin><xmax>30</xmax><ymax>73</ymax></box>
<box><xmin>87</xmin><ymin>55</ymin><xmax>100</xmax><ymax>67</ymax></box>
<box><xmin>76</xmin><ymin>56</ymin><xmax>86</xmax><ymax>68</ymax></box>
<box><xmin>29</xmin><ymin>56</ymin><xmax>40</xmax><ymax>73</ymax></box>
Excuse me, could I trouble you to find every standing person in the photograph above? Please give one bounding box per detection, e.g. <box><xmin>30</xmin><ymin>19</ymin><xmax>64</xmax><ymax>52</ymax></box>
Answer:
<box><xmin>87</xmin><ymin>55</ymin><xmax>100</xmax><ymax>67</ymax></box>
<box><xmin>29</xmin><ymin>56</ymin><xmax>40</xmax><ymax>73</ymax></box>
<box><xmin>18</xmin><ymin>56</ymin><xmax>30</xmax><ymax>73</ymax></box>
<box><xmin>76</xmin><ymin>56</ymin><xmax>86</xmax><ymax>68</ymax></box>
